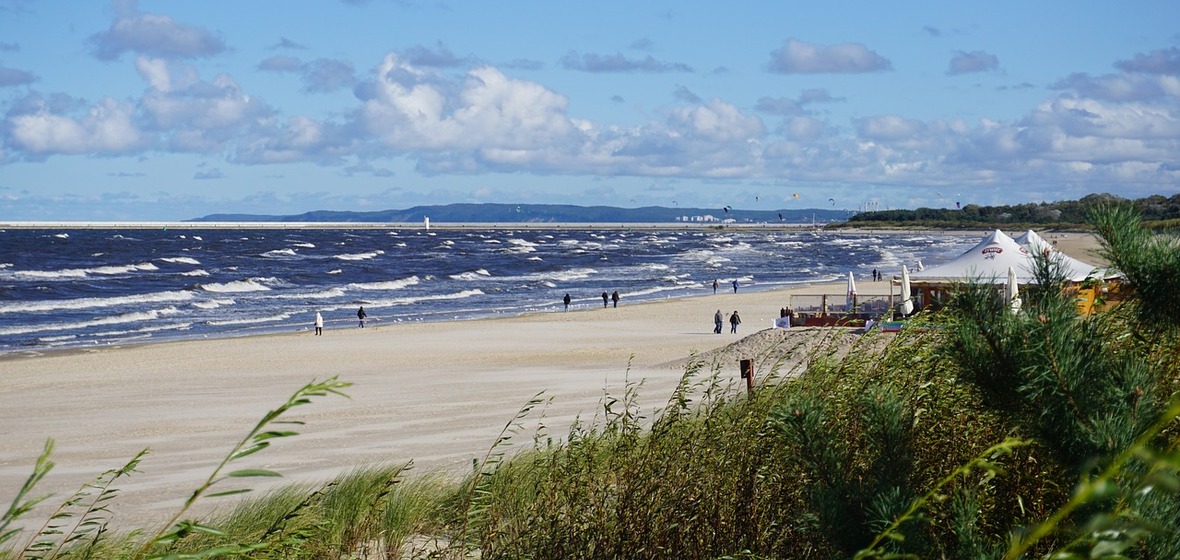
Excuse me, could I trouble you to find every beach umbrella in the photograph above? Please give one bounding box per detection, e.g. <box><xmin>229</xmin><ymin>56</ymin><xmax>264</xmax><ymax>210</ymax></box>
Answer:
<box><xmin>900</xmin><ymin>265</ymin><xmax>914</xmax><ymax>316</ymax></box>
<box><xmin>846</xmin><ymin>271</ymin><xmax>857</xmax><ymax>311</ymax></box>
<box><xmin>1006</xmin><ymin>265</ymin><xmax>1022</xmax><ymax>314</ymax></box>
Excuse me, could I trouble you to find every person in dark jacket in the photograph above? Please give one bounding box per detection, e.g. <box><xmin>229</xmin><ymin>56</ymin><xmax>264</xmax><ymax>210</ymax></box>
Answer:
<box><xmin>357</xmin><ymin>306</ymin><xmax>367</xmax><ymax>328</ymax></box>
<box><xmin>611</xmin><ymin>291</ymin><xmax>620</xmax><ymax>308</ymax></box>
<box><xmin>563</xmin><ymin>293</ymin><xmax>571</xmax><ymax>311</ymax></box>
<box><xmin>601</xmin><ymin>291</ymin><xmax>609</xmax><ymax>307</ymax></box>
<box><xmin>729</xmin><ymin>310</ymin><xmax>742</xmax><ymax>334</ymax></box>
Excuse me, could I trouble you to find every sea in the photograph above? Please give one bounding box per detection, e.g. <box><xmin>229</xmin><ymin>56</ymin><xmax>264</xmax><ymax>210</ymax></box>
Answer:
<box><xmin>0</xmin><ymin>227</ymin><xmax>972</xmax><ymax>357</ymax></box>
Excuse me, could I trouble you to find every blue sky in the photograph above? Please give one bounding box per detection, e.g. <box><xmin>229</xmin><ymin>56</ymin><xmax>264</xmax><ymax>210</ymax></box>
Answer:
<box><xmin>1</xmin><ymin>0</ymin><xmax>1178</xmax><ymax>220</ymax></box>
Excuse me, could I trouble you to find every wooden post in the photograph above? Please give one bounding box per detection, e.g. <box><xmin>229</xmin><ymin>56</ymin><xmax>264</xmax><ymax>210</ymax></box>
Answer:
<box><xmin>740</xmin><ymin>359</ymin><xmax>754</xmax><ymax>395</ymax></box>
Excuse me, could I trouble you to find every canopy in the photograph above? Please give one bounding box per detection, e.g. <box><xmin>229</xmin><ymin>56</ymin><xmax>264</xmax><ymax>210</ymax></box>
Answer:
<box><xmin>911</xmin><ymin>230</ymin><xmax>1035</xmax><ymax>283</ymax></box>
<box><xmin>911</xmin><ymin>229</ymin><xmax>1101</xmax><ymax>284</ymax></box>
<box><xmin>1013</xmin><ymin>230</ymin><xmax>1103</xmax><ymax>281</ymax></box>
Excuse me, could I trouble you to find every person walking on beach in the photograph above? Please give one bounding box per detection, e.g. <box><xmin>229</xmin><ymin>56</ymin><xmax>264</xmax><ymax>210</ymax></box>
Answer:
<box><xmin>729</xmin><ymin>310</ymin><xmax>741</xmax><ymax>334</ymax></box>
<box><xmin>712</xmin><ymin>279</ymin><xmax>719</xmax><ymax>294</ymax></box>
<box><xmin>714</xmin><ymin>309</ymin><xmax>723</xmax><ymax>334</ymax></box>
<box><xmin>611</xmin><ymin>290</ymin><xmax>620</xmax><ymax>308</ymax></box>
<box><xmin>601</xmin><ymin>291</ymin><xmax>609</xmax><ymax>308</ymax></box>
<box><xmin>314</xmin><ymin>311</ymin><xmax>324</xmax><ymax>336</ymax></box>
<box><xmin>357</xmin><ymin>306</ymin><xmax>367</xmax><ymax>328</ymax></box>
<box><xmin>563</xmin><ymin>293</ymin><xmax>571</xmax><ymax>311</ymax></box>
<box><xmin>732</xmin><ymin>279</ymin><xmax>739</xmax><ymax>293</ymax></box>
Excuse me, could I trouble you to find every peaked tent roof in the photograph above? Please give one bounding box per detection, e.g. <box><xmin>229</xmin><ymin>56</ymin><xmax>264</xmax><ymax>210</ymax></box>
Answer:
<box><xmin>911</xmin><ymin>230</ymin><xmax>1035</xmax><ymax>283</ymax></box>
<box><xmin>910</xmin><ymin>229</ymin><xmax>1101</xmax><ymax>284</ymax></box>
<box><xmin>1013</xmin><ymin>230</ymin><xmax>1104</xmax><ymax>280</ymax></box>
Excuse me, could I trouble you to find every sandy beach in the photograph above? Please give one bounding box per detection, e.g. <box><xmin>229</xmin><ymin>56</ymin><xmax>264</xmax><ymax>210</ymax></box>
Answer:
<box><xmin>0</xmin><ymin>232</ymin><xmax>1106</xmax><ymax>528</ymax></box>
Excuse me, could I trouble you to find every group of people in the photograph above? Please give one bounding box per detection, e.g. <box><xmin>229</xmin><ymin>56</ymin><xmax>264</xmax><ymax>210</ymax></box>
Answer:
<box><xmin>711</xmin><ymin>279</ymin><xmax>740</xmax><ymax>294</ymax></box>
<box><xmin>601</xmin><ymin>291</ymin><xmax>620</xmax><ymax>308</ymax></box>
<box><xmin>714</xmin><ymin>309</ymin><xmax>742</xmax><ymax>334</ymax></box>
<box><xmin>871</xmin><ymin>269</ymin><xmax>883</xmax><ymax>282</ymax></box>
<box><xmin>560</xmin><ymin>291</ymin><xmax>621</xmax><ymax>311</ymax></box>
<box><xmin>312</xmin><ymin>306</ymin><xmax>368</xmax><ymax>335</ymax></box>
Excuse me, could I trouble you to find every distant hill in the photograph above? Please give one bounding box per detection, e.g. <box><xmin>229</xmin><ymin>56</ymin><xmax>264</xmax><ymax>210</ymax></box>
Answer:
<box><xmin>192</xmin><ymin>203</ymin><xmax>852</xmax><ymax>224</ymax></box>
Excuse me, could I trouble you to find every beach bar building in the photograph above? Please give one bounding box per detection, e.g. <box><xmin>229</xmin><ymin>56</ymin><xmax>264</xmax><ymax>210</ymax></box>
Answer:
<box><xmin>902</xmin><ymin>229</ymin><xmax>1106</xmax><ymax>316</ymax></box>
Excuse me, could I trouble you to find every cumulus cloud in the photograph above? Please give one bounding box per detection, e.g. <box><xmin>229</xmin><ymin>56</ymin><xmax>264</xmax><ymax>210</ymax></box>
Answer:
<box><xmin>755</xmin><ymin>88</ymin><xmax>843</xmax><ymax>116</ymax></box>
<box><xmin>88</xmin><ymin>9</ymin><xmax>225</xmax><ymax>60</ymax></box>
<box><xmin>403</xmin><ymin>42</ymin><xmax>472</xmax><ymax>68</ymax></box>
<box><xmin>767</xmin><ymin>39</ymin><xmax>892</xmax><ymax>74</ymax></box>
<box><xmin>361</xmin><ymin>55</ymin><xmax>581</xmax><ymax>154</ymax></box>
<box><xmin>1051</xmin><ymin>72</ymin><xmax>1180</xmax><ymax>102</ymax></box>
<box><xmin>560</xmin><ymin>51</ymin><xmax>693</xmax><ymax>73</ymax></box>
<box><xmin>1114</xmin><ymin>46</ymin><xmax>1180</xmax><ymax>74</ymax></box>
<box><xmin>8</xmin><ymin>96</ymin><xmax>145</xmax><ymax>154</ymax></box>
<box><xmin>0</xmin><ymin>65</ymin><xmax>36</xmax><ymax>87</ymax></box>
<box><xmin>947</xmin><ymin>50</ymin><xmax>999</xmax><ymax>75</ymax></box>
<box><xmin>257</xmin><ymin>56</ymin><xmax>356</xmax><ymax>92</ymax></box>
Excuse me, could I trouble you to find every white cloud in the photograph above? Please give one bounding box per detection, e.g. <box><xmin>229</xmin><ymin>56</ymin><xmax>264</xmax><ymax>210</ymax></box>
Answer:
<box><xmin>9</xmin><ymin>97</ymin><xmax>144</xmax><ymax>154</ymax></box>
<box><xmin>767</xmin><ymin>39</ymin><xmax>892</xmax><ymax>74</ymax></box>
<box><xmin>362</xmin><ymin>54</ymin><xmax>579</xmax><ymax>152</ymax></box>
<box><xmin>88</xmin><ymin>10</ymin><xmax>225</xmax><ymax>60</ymax></box>
<box><xmin>134</xmin><ymin>57</ymin><xmax>172</xmax><ymax>90</ymax></box>
<box><xmin>947</xmin><ymin>50</ymin><xmax>999</xmax><ymax>75</ymax></box>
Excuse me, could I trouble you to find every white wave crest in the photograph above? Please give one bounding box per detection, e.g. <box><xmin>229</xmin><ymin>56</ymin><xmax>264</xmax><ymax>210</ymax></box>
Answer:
<box><xmin>263</xmin><ymin>248</ymin><xmax>298</xmax><ymax>257</ymax></box>
<box><xmin>449</xmin><ymin>269</ymin><xmax>491</xmax><ymax>280</ymax></box>
<box><xmin>199</xmin><ymin>278</ymin><xmax>276</xmax><ymax>293</ymax></box>
<box><xmin>348</xmin><ymin>276</ymin><xmax>420</xmax><ymax>291</ymax></box>
<box><xmin>8</xmin><ymin>262</ymin><xmax>160</xmax><ymax>280</ymax></box>
<box><xmin>207</xmin><ymin>312</ymin><xmax>293</xmax><ymax>326</ymax></box>
<box><xmin>0</xmin><ymin>290</ymin><xmax>195</xmax><ymax>314</ymax></box>
<box><xmin>159</xmin><ymin>257</ymin><xmax>201</xmax><ymax>265</ymax></box>
<box><xmin>193</xmin><ymin>298</ymin><xmax>235</xmax><ymax>309</ymax></box>
<box><xmin>0</xmin><ymin>306</ymin><xmax>184</xmax><ymax>336</ymax></box>
<box><xmin>334</xmin><ymin>250</ymin><xmax>384</xmax><ymax>261</ymax></box>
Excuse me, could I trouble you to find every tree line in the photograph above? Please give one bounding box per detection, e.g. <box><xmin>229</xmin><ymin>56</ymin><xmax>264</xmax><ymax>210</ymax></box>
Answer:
<box><xmin>847</xmin><ymin>192</ymin><xmax>1180</xmax><ymax>228</ymax></box>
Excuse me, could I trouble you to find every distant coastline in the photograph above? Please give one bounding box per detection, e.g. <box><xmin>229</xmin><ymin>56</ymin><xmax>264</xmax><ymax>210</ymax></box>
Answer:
<box><xmin>0</xmin><ymin>221</ymin><xmax>829</xmax><ymax>230</ymax></box>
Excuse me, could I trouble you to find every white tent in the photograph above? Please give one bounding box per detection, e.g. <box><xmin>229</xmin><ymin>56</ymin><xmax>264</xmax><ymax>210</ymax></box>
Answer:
<box><xmin>1013</xmin><ymin>230</ymin><xmax>1102</xmax><ymax>281</ymax></box>
<box><xmin>910</xmin><ymin>229</ymin><xmax>1100</xmax><ymax>284</ymax></box>
<box><xmin>910</xmin><ymin>230</ymin><xmax>1035</xmax><ymax>284</ymax></box>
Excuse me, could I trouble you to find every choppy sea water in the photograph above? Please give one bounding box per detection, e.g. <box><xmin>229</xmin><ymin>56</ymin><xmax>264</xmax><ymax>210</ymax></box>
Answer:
<box><xmin>0</xmin><ymin>227</ymin><xmax>970</xmax><ymax>356</ymax></box>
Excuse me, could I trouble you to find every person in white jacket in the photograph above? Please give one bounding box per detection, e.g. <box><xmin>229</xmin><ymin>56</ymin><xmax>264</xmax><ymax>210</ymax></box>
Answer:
<box><xmin>314</xmin><ymin>312</ymin><xmax>324</xmax><ymax>336</ymax></box>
